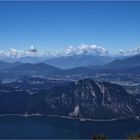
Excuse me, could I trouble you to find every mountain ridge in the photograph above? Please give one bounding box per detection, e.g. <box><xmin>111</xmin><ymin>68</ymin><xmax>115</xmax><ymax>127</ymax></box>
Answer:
<box><xmin>105</xmin><ymin>54</ymin><xmax>140</xmax><ymax>69</ymax></box>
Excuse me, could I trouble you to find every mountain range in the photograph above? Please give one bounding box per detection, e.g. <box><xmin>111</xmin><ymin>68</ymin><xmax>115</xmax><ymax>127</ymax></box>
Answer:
<box><xmin>0</xmin><ymin>54</ymin><xmax>115</xmax><ymax>69</ymax></box>
<box><xmin>0</xmin><ymin>54</ymin><xmax>139</xmax><ymax>80</ymax></box>
<box><xmin>44</xmin><ymin>55</ymin><xmax>114</xmax><ymax>69</ymax></box>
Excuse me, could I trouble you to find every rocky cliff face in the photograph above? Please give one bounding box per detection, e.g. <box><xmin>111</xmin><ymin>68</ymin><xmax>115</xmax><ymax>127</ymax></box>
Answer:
<box><xmin>0</xmin><ymin>79</ymin><xmax>140</xmax><ymax>120</ymax></box>
<box><xmin>42</xmin><ymin>79</ymin><xmax>140</xmax><ymax>119</ymax></box>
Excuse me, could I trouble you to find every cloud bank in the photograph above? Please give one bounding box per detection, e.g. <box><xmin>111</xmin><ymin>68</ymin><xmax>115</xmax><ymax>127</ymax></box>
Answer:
<box><xmin>0</xmin><ymin>44</ymin><xmax>140</xmax><ymax>60</ymax></box>
<box><xmin>0</xmin><ymin>44</ymin><xmax>109</xmax><ymax>59</ymax></box>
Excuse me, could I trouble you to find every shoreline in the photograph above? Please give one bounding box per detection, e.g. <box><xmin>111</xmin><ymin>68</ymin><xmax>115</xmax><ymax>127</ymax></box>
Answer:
<box><xmin>0</xmin><ymin>113</ymin><xmax>139</xmax><ymax>122</ymax></box>
<box><xmin>47</xmin><ymin>115</ymin><xmax>140</xmax><ymax>122</ymax></box>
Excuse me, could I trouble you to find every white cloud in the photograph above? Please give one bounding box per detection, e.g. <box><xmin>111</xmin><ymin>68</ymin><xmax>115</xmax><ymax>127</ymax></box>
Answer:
<box><xmin>0</xmin><ymin>46</ymin><xmax>52</xmax><ymax>59</ymax></box>
<box><xmin>62</xmin><ymin>44</ymin><xmax>109</xmax><ymax>56</ymax></box>
<box><xmin>119</xmin><ymin>47</ymin><xmax>140</xmax><ymax>56</ymax></box>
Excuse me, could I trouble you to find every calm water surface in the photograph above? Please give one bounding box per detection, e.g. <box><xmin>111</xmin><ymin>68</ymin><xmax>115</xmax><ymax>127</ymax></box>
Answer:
<box><xmin>0</xmin><ymin>116</ymin><xmax>140</xmax><ymax>139</ymax></box>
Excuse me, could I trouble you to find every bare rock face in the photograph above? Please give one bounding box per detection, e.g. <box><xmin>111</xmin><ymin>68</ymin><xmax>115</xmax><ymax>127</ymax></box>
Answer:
<box><xmin>45</xmin><ymin>79</ymin><xmax>140</xmax><ymax>119</ymax></box>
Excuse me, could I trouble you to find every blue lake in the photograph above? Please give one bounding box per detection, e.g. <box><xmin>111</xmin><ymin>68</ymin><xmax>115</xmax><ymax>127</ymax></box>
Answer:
<box><xmin>0</xmin><ymin>116</ymin><xmax>140</xmax><ymax>139</ymax></box>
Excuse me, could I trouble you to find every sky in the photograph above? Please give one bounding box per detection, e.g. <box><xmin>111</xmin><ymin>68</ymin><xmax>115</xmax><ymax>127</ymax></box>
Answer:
<box><xmin>0</xmin><ymin>1</ymin><xmax>140</xmax><ymax>54</ymax></box>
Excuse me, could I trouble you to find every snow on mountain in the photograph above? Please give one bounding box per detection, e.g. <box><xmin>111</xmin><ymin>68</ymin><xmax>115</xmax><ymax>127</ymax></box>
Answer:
<box><xmin>120</xmin><ymin>47</ymin><xmax>140</xmax><ymax>56</ymax></box>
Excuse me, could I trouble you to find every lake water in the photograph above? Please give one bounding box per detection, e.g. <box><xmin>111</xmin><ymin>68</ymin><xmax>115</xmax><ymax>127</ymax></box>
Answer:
<box><xmin>0</xmin><ymin>116</ymin><xmax>140</xmax><ymax>139</ymax></box>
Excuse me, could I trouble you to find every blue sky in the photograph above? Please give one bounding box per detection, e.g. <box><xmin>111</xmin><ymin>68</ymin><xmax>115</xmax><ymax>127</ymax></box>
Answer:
<box><xmin>0</xmin><ymin>1</ymin><xmax>140</xmax><ymax>53</ymax></box>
